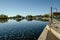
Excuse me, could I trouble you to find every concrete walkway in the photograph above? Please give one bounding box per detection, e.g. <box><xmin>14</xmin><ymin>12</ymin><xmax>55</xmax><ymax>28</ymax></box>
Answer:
<box><xmin>52</xmin><ymin>19</ymin><xmax>60</xmax><ymax>33</ymax></box>
<box><xmin>46</xmin><ymin>25</ymin><xmax>60</xmax><ymax>40</ymax></box>
<box><xmin>38</xmin><ymin>19</ymin><xmax>60</xmax><ymax>40</ymax></box>
<box><xmin>46</xmin><ymin>31</ymin><xmax>59</xmax><ymax>40</ymax></box>
<box><xmin>38</xmin><ymin>24</ymin><xmax>60</xmax><ymax>40</ymax></box>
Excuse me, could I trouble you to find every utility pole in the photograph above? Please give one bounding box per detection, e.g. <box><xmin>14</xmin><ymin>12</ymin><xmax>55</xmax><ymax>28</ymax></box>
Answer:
<box><xmin>51</xmin><ymin>7</ymin><xmax>53</xmax><ymax>24</ymax></box>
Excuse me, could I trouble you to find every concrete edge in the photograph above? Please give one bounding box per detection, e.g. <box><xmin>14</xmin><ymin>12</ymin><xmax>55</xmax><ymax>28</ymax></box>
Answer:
<box><xmin>38</xmin><ymin>25</ymin><xmax>48</xmax><ymax>40</ymax></box>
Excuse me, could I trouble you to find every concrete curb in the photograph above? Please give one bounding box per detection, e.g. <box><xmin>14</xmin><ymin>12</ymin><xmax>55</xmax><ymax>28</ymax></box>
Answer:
<box><xmin>38</xmin><ymin>25</ymin><xmax>48</xmax><ymax>40</ymax></box>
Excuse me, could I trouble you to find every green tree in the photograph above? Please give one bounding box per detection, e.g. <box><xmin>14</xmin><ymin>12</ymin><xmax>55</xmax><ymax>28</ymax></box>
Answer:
<box><xmin>0</xmin><ymin>14</ymin><xmax>8</xmax><ymax>19</ymax></box>
<box><xmin>42</xmin><ymin>14</ymin><xmax>49</xmax><ymax>18</ymax></box>
<box><xmin>26</xmin><ymin>15</ymin><xmax>32</xmax><ymax>19</ymax></box>
<box><xmin>16</xmin><ymin>15</ymin><xmax>22</xmax><ymax>18</ymax></box>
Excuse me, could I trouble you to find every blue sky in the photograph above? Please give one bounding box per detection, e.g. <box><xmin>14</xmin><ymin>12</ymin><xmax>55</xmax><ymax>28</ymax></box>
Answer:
<box><xmin>0</xmin><ymin>0</ymin><xmax>60</xmax><ymax>16</ymax></box>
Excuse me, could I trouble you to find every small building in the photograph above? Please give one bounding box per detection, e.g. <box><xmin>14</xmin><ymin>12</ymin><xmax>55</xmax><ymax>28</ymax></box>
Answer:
<box><xmin>53</xmin><ymin>12</ymin><xmax>60</xmax><ymax>18</ymax></box>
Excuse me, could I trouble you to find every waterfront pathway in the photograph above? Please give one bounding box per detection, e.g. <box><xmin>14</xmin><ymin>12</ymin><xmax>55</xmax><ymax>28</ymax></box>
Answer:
<box><xmin>38</xmin><ymin>19</ymin><xmax>60</xmax><ymax>40</ymax></box>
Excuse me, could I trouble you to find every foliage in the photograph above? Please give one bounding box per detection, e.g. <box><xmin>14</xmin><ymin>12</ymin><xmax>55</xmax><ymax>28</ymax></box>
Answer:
<box><xmin>0</xmin><ymin>14</ymin><xmax>8</xmax><ymax>19</ymax></box>
<box><xmin>42</xmin><ymin>14</ymin><xmax>49</xmax><ymax>18</ymax></box>
<box><xmin>26</xmin><ymin>15</ymin><xmax>32</xmax><ymax>19</ymax></box>
<box><xmin>16</xmin><ymin>15</ymin><xmax>21</xmax><ymax>18</ymax></box>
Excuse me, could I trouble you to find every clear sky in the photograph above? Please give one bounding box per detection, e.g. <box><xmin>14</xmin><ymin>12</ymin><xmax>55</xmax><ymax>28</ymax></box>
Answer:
<box><xmin>0</xmin><ymin>0</ymin><xmax>60</xmax><ymax>16</ymax></box>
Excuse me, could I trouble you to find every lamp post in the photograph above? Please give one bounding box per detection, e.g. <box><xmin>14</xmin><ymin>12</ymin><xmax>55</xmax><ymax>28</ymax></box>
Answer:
<box><xmin>49</xmin><ymin>0</ymin><xmax>58</xmax><ymax>25</ymax></box>
<box><xmin>50</xmin><ymin>7</ymin><xmax>53</xmax><ymax>24</ymax></box>
<box><xmin>50</xmin><ymin>7</ymin><xmax>57</xmax><ymax>24</ymax></box>
<box><xmin>49</xmin><ymin>0</ymin><xmax>53</xmax><ymax>25</ymax></box>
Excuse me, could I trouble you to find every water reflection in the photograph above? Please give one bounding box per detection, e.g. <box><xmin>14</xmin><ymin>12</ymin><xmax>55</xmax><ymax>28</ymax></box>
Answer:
<box><xmin>0</xmin><ymin>19</ymin><xmax>22</xmax><ymax>23</ymax></box>
<box><xmin>15</xmin><ymin>19</ymin><xmax>22</xmax><ymax>22</ymax></box>
<box><xmin>0</xmin><ymin>19</ymin><xmax>48</xmax><ymax>40</ymax></box>
<box><xmin>0</xmin><ymin>19</ymin><xmax>8</xmax><ymax>23</ymax></box>
<box><xmin>26</xmin><ymin>19</ymin><xmax>33</xmax><ymax>21</ymax></box>
<box><xmin>0</xmin><ymin>19</ymin><xmax>33</xmax><ymax>23</ymax></box>
<box><xmin>0</xmin><ymin>18</ymin><xmax>48</xmax><ymax>23</ymax></box>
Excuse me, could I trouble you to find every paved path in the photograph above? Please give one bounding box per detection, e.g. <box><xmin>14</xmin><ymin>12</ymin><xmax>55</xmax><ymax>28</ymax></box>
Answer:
<box><xmin>38</xmin><ymin>19</ymin><xmax>60</xmax><ymax>40</ymax></box>
<box><xmin>47</xmin><ymin>19</ymin><xmax>60</xmax><ymax>40</ymax></box>
<box><xmin>51</xmin><ymin>19</ymin><xmax>60</xmax><ymax>33</ymax></box>
<box><xmin>38</xmin><ymin>24</ymin><xmax>60</xmax><ymax>40</ymax></box>
<box><xmin>46</xmin><ymin>31</ymin><xmax>59</xmax><ymax>40</ymax></box>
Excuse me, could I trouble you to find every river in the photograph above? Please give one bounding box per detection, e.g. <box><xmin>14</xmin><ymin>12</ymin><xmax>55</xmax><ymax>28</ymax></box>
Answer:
<box><xmin>0</xmin><ymin>19</ymin><xmax>48</xmax><ymax>40</ymax></box>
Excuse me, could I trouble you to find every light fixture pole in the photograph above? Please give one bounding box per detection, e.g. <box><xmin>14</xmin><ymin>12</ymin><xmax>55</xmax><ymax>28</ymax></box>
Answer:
<box><xmin>50</xmin><ymin>0</ymin><xmax>58</xmax><ymax>25</ymax></box>
<box><xmin>49</xmin><ymin>0</ymin><xmax>53</xmax><ymax>25</ymax></box>
<box><xmin>50</xmin><ymin>7</ymin><xmax>57</xmax><ymax>24</ymax></box>
<box><xmin>51</xmin><ymin>6</ymin><xmax>53</xmax><ymax>24</ymax></box>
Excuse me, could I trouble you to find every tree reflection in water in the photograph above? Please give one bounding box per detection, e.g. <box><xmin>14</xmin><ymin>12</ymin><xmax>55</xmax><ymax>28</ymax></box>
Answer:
<box><xmin>0</xmin><ymin>19</ymin><xmax>8</xmax><ymax>23</ymax></box>
<box><xmin>15</xmin><ymin>19</ymin><xmax>22</xmax><ymax>22</ymax></box>
<box><xmin>0</xmin><ymin>18</ymin><xmax>48</xmax><ymax>23</ymax></box>
<box><xmin>0</xmin><ymin>19</ymin><xmax>48</xmax><ymax>40</ymax></box>
<box><xmin>0</xmin><ymin>18</ymin><xmax>22</xmax><ymax>23</ymax></box>
<box><xmin>26</xmin><ymin>19</ymin><xmax>33</xmax><ymax>21</ymax></box>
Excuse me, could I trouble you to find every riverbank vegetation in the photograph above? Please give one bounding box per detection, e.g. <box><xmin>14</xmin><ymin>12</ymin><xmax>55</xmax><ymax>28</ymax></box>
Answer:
<box><xmin>0</xmin><ymin>14</ymin><xmax>8</xmax><ymax>19</ymax></box>
<box><xmin>0</xmin><ymin>14</ymin><xmax>50</xmax><ymax>21</ymax></box>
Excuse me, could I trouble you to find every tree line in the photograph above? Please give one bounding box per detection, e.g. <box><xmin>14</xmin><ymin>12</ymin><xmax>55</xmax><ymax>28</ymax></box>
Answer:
<box><xmin>0</xmin><ymin>14</ymin><xmax>50</xmax><ymax>19</ymax></box>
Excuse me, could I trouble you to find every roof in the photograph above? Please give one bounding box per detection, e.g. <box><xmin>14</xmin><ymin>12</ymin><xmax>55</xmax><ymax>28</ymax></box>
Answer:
<box><xmin>53</xmin><ymin>12</ymin><xmax>60</xmax><ymax>16</ymax></box>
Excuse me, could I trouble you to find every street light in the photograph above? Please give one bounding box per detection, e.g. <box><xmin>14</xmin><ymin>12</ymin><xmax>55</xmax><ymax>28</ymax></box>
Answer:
<box><xmin>49</xmin><ymin>0</ymin><xmax>58</xmax><ymax>25</ymax></box>
<box><xmin>50</xmin><ymin>7</ymin><xmax>53</xmax><ymax>24</ymax></box>
<box><xmin>50</xmin><ymin>7</ymin><xmax>57</xmax><ymax>24</ymax></box>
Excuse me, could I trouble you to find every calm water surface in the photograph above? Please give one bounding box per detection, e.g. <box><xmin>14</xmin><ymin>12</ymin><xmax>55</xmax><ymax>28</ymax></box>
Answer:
<box><xmin>0</xmin><ymin>19</ymin><xmax>48</xmax><ymax>40</ymax></box>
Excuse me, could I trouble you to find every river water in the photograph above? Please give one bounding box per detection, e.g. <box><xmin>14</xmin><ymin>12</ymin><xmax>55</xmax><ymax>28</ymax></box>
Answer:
<box><xmin>0</xmin><ymin>19</ymin><xmax>48</xmax><ymax>40</ymax></box>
